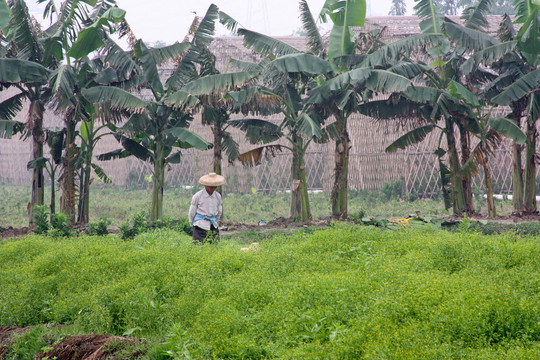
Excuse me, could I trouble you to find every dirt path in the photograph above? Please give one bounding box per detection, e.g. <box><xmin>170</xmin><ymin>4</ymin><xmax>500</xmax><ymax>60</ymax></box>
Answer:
<box><xmin>2</xmin><ymin>213</ymin><xmax>540</xmax><ymax>240</ymax></box>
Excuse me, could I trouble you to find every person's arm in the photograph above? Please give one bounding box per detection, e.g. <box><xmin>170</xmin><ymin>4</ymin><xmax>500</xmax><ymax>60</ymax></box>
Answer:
<box><xmin>188</xmin><ymin>192</ymin><xmax>199</xmax><ymax>226</ymax></box>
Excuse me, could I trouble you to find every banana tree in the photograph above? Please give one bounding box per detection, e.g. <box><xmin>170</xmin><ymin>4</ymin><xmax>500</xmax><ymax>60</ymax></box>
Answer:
<box><xmin>0</xmin><ymin>60</ymin><xmax>49</xmax><ymax>220</ymax></box>
<box><xmin>38</xmin><ymin>0</ymin><xmax>127</xmax><ymax>222</ymax></box>
<box><xmin>228</xmin><ymin>54</ymin><xmax>333</xmax><ymax>221</ymax></box>
<box><xmin>313</xmin><ymin>0</ymin><xmax>366</xmax><ymax>218</ymax></box>
<box><xmin>237</xmin><ymin>0</ymin><xmax>368</xmax><ymax>218</ymax></box>
<box><xmin>449</xmin><ymin>80</ymin><xmax>527</xmax><ymax>217</ymax></box>
<box><xmin>1</xmin><ymin>0</ymin><xmax>55</xmax><ymax>224</ymax></box>
<box><xmin>163</xmin><ymin>5</ymin><xmax>257</xmax><ymax>195</ymax></box>
<box><xmin>358</xmin><ymin>0</ymin><xmax>516</xmax><ymax>215</ymax></box>
<box><xmin>489</xmin><ymin>0</ymin><xmax>540</xmax><ymax>213</ymax></box>
<box><xmin>312</xmin><ymin>0</ymin><xmax>440</xmax><ymax>217</ymax></box>
<box><xmin>76</xmin><ymin>120</ymin><xmax>114</xmax><ymax>224</ymax></box>
<box><xmin>88</xmin><ymin>93</ymin><xmax>211</xmax><ymax>221</ymax></box>
<box><xmin>228</xmin><ymin>0</ymin><xmax>364</xmax><ymax>219</ymax></box>
<box><xmin>202</xmin><ymin>7</ymin><xmax>330</xmax><ymax>220</ymax></box>
<box><xmin>84</xmin><ymin>39</ymin><xmax>212</xmax><ymax>221</ymax></box>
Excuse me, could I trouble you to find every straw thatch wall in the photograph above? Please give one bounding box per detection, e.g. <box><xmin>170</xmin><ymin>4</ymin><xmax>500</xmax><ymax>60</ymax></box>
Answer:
<box><xmin>0</xmin><ymin>16</ymin><xmax>520</xmax><ymax>196</ymax></box>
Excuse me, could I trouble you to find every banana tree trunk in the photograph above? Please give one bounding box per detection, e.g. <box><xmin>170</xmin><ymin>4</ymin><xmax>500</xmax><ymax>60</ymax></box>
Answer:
<box><xmin>49</xmin><ymin>165</ymin><xmax>57</xmax><ymax>222</ymax></box>
<box><xmin>78</xmin><ymin>128</ymin><xmax>93</xmax><ymax>225</ymax></box>
<box><xmin>523</xmin><ymin>118</ymin><xmax>537</xmax><ymax>213</ymax></box>
<box><xmin>213</xmin><ymin>126</ymin><xmax>223</xmax><ymax>195</ymax></box>
<box><xmin>458</xmin><ymin>126</ymin><xmax>474</xmax><ymax>213</ymax></box>
<box><xmin>151</xmin><ymin>142</ymin><xmax>165</xmax><ymax>221</ymax></box>
<box><xmin>29</xmin><ymin>101</ymin><xmax>45</xmax><ymax>225</ymax></box>
<box><xmin>331</xmin><ymin>114</ymin><xmax>350</xmax><ymax>219</ymax></box>
<box><xmin>77</xmin><ymin>160</ymin><xmax>92</xmax><ymax>225</ymax></box>
<box><xmin>510</xmin><ymin>105</ymin><xmax>525</xmax><ymax>212</ymax></box>
<box><xmin>512</xmin><ymin>141</ymin><xmax>524</xmax><ymax>212</ymax></box>
<box><xmin>446</xmin><ymin>121</ymin><xmax>466</xmax><ymax>214</ymax></box>
<box><xmin>482</xmin><ymin>155</ymin><xmax>497</xmax><ymax>218</ymax></box>
<box><xmin>290</xmin><ymin>134</ymin><xmax>311</xmax><ymax>222</ymax></box>
<box><xmin>61</xmin><ymin>117</ymin><xmax>77</xmax><ymax>223</ymax></box>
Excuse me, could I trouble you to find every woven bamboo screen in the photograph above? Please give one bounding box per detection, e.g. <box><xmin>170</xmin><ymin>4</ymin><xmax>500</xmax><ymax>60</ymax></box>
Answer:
<box><xmin>0</xmin><ymin>16</ymin><xmax>520</xmax><ymax>196</ymax></box>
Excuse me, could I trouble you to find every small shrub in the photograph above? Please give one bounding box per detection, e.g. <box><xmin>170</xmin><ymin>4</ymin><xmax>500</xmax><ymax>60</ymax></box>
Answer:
<box><xmin>120</xmin><ymin>213</ymin><xmax>193</xmax><ymax>240</ymax></box>
<box><xmin>32</xmin><ymin>205</ymin><xmax>50</xmax><ymax>235</ymax></box>
<box><xmin>150</xmin><ymin>216</ymin><xmax>175</xmax><ymax>230</ymax></box>
<box><xmin>349</xmin><ymin>209</ymin><xmax>366</xmax><ymax>220</ymax></box>
<box><xmin>149</xmin><ymin>323</ymin><xmax>196</xmax><ymax>359</ymax></box>
<box><xmin>119</xmin><ymin>223</ymin><xmax>135</xmax><ymax>240</ymax></box>
<box><xmin>132</xmin><ymin>211</ymin><xmax>150</xmax><ymax>234</ymax></box>
<box><xmin>49</xmin><ymin>212</ymin><xmax>72</xmax><ymax>237</ymax></box>
<box><xmin>87</xmin><ymin>217</ymin><xmax>111</xmax><ymax>236</ymax></box>
<box><xmin>120</xmin><ymin>212</ymin><xmax>149</xmax><ymax>240</ymax></box>
<box><xmin>178</xmin><ymin>217</ymin><xmax>193</xmax><ymax>236</ymax></box>
<box><xmin>457</xmin><ymin>215</ymin><xmax>474</xmax><ymax>234</ymax></box>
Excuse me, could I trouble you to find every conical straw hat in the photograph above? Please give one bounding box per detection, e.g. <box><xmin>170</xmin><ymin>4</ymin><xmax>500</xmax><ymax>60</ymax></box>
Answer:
<box><xmin>199</xmin><ymin>172</ymin><xmax>226</xmax><ymax>186</ymax></box>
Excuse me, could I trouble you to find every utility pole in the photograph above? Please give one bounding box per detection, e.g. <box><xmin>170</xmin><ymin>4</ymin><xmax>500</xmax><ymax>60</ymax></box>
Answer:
<box><xmin>246</xmin><ymin>0</ymin><xmax>270</xmax><ymax>34</ymax></box>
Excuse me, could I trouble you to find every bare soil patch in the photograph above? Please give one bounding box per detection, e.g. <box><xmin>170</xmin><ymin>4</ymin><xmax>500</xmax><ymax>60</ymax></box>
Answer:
<box><xmin>220</xmin><ymin>216</ymin><xmax>333</xmax><ymax>233</ymax></box>
<box><xmin>35</xmin><ymin>334</ymin><xmax>144</xmax><ymax>360</ymax></box>
<box><xmin>1</xmin><ymin>213</ymin><xmax>538</xmax><ymax>240</ymax></box>
<box><xmin>444</xmin><ymin>212</ymin><xmax>540</xmax><ymax>224</ymax></box>
<box><xmin>0</xmin><ymin>226</ymin><xmax>32</xmax><ymax>239</ymax></box>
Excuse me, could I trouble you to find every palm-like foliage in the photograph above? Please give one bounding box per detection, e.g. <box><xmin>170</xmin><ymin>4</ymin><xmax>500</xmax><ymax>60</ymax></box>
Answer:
<box><xmin>449</xmin><ymin>80</ymin><xmax>526</xmax><ymax>217</ymax></box>
<box><xmin>487</xmin><ymin>3</ymin><xmax>540</xmax><ymax>213</ymax></box>
<box><xmin>223</xmin><ymin>14</ymin><xmax>335</xmax><ymax>220</ymax></box>
<box><xmin>86</xmin><ymin>38</ymin><xmax>211</xmax><ymax>221</ymax></box>
<box><xmin>360</xmin><ymin>0</ymin><xmax>524</xmax><ymax>215</ymax></box>
<box><xmin>310</xmin><ymin>0</ymin><xmax>429</xmax><ymax>217</ymax></box>
<box><xmin>232</xmin><ymin>53</ymin><xmax>333</xmax><ymax>221</ymax></box>
<box><xmin>31</xmin><ymin>0</ymin><xmax>128</xmax><ymax>223</ymax></box>
<box><xmin>1</xmin><ymin>0</ymin><xmax>56</xmax><ymax>224</ymax></box>
<box><xmin>164</xmin><ymin>5</ymin><xmax>263</xmax><ymax>193</ymax></box>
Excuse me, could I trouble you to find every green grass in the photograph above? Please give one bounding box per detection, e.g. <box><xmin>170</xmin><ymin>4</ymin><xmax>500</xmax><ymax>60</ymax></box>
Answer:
<box><xmin>0</xmin><ymin>183</ymin><xmax>458</xmax><ymax>228</ymax></box>
<box><xmin>1</xmin><ymin>224</ymin><xmax>540</xmax><ymax>358</ymax></box>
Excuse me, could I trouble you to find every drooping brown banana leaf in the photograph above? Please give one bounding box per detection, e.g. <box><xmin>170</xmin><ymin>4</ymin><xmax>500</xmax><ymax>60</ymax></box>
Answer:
<box><xmin>237</xmin><ymin>145</ymin><xmax>284</xmax><ymax>167</ymax></box>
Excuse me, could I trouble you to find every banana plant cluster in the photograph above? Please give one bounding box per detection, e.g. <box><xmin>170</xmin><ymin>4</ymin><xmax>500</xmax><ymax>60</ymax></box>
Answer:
<box><xmin>84</xmin><ymin>38</ymin><xmax>213</xmax><ymax>221</ymax></box>
<box><xmin>0</xmin><ymin>0</ymin><xmax>211</xmax><ymax>224</ymax></box>
<box><xmin>1</xmin><ymin>0</ymin><xmax>538</xmax><ymax>225</ymax></box>
<box><xmin>354</xmin><ymin>0</ymin><xmax>537</xmax><ymax>217</ymax></box>
<box><xmin>0</xmin><ymin>0</ymin><xmax>134</xmax><ymax>224</ymax></box>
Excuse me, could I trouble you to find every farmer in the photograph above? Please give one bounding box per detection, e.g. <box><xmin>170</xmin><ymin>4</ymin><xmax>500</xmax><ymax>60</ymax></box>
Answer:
<box><xmin>189</xmin><ymin>172</ymin><xmax>225</xmax><ymax>243</ymax></box>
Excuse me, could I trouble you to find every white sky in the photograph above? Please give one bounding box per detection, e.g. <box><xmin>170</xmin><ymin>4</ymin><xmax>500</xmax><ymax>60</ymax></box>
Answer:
<box><xmin>28</xmin><ymin>0</ymin><xmax>417</xmax><ymax>45</ymax></box>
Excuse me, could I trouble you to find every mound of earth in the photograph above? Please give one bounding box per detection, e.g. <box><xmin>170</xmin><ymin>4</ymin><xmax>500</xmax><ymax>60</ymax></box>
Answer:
<box><xmin>35</xmin><ymin>334</ymin><xmax>144</xmax><ymax>360</ymax></box>
<box><xmin>0</xmin><ymin>226</ymin><xmax>31</xmax><ymax>239</ymax></box>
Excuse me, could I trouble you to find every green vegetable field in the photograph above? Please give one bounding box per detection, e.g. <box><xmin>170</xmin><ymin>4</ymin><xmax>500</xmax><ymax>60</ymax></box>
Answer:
<box><xmin>1</xmin><ymin>224</ymin><xmax>539</xmax><ymax>359</ymax></box>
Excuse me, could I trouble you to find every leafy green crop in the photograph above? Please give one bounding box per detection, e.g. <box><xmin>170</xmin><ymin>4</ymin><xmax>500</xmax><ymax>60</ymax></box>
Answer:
<box><xmin>1</xmin><ymin>225</ymin><xmax>540</xmax><ymax>358</ymax></box>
